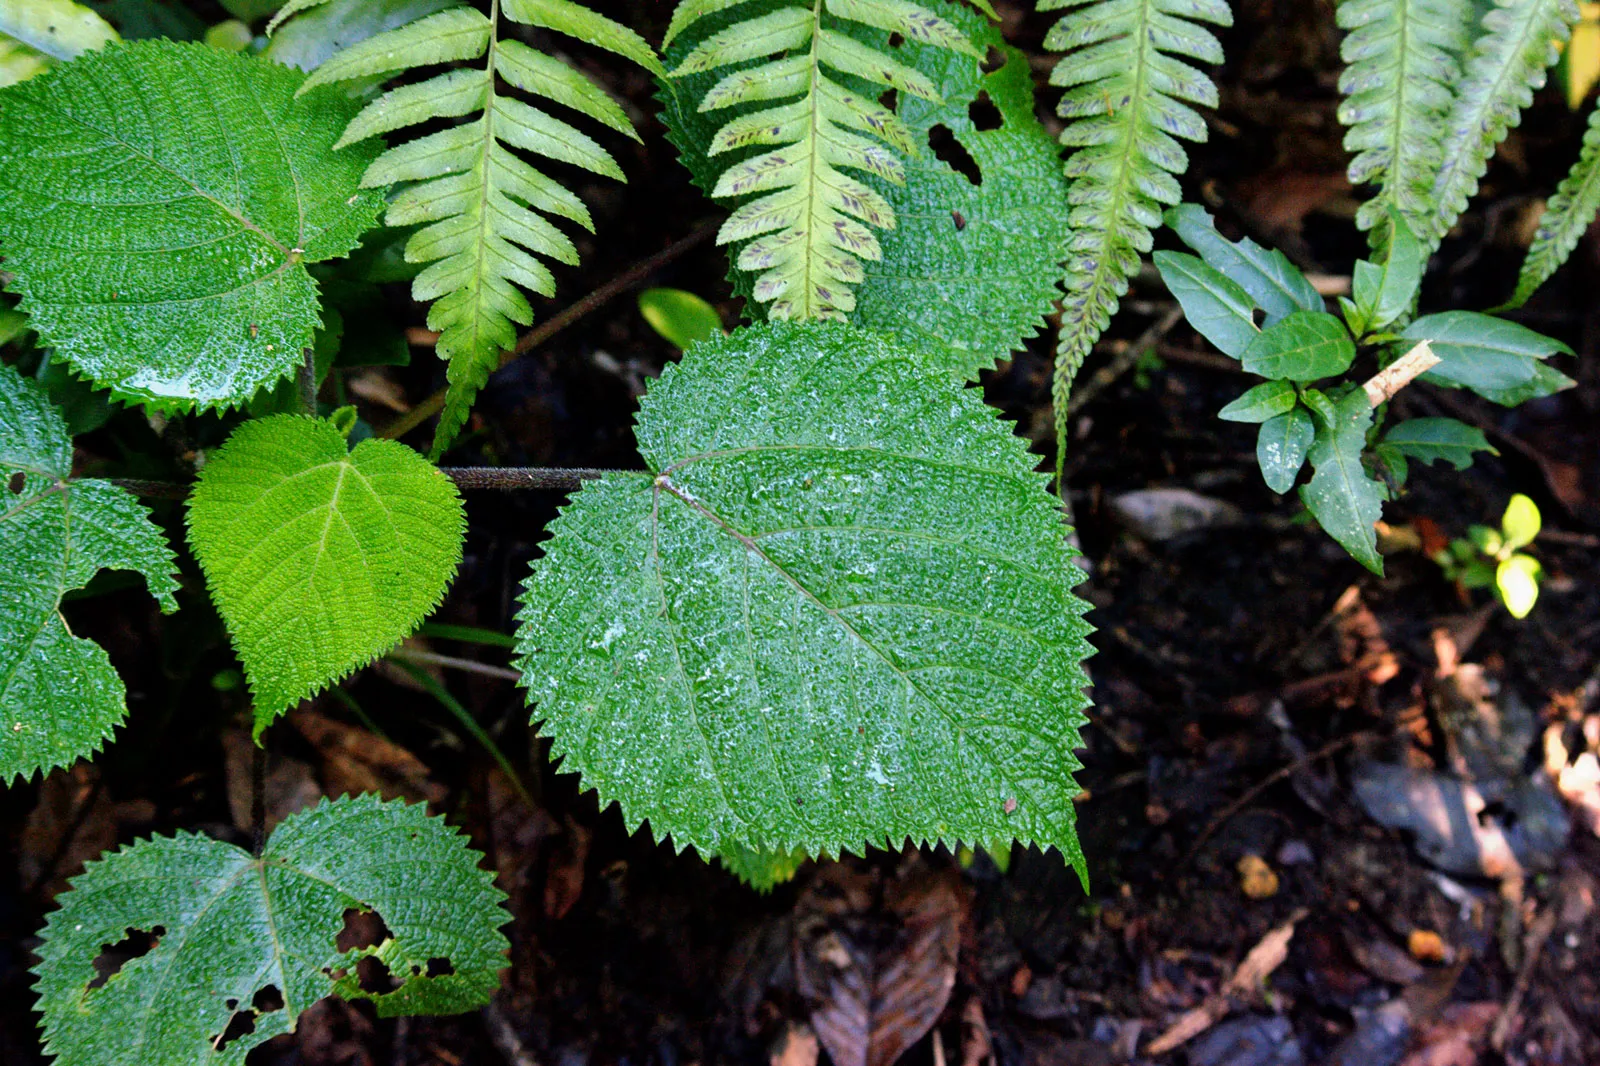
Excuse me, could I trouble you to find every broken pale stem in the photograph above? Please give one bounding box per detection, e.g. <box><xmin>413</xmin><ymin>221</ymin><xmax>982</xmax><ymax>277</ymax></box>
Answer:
<box><xmin>1362</xmin><ymin>340</ymin><xmax>1439</xmax><ymax>407</ymax></box>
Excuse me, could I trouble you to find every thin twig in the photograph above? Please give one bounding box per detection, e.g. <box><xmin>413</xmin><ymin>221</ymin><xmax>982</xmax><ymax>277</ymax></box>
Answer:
<box><xmin>441</xmin><ymin>466</ymin><xmax>621</xmax><ymax>491</ymax></box>
<box><xmin>1492</xmin><ymin>904</ymin><xmax>1558</xmax><ymax>1051</ymax></box>
<box><xmin>378</xmin><ymin>222</ymin><xmax>720</xmax><ymax>442</ymax></box>
<box><xmin>110</xmin><ymin>466</ymin><xmax>624</xmax><ymax>500</ymax></box>
<box><xmin>251</xmin><ymin>742</ymin><xmax>267</xmax><ymax>857</ymax></box>
<box><xmin>387</xmin><ymin>646</ymin><xmax>521</xmax><ymax>683</ymax></box>
<box><xmin>1181</xmin><ymin>731</ymin><xmax>1370</xmax><ymax>866</ymax></box>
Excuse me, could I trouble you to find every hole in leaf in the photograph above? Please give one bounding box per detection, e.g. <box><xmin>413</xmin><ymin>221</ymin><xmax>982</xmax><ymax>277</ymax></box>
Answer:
<box><xmin>980</xmin><ymin>45</ymin><xmax>1007</xmax><ymax>73</ymax></box>
<box><xmin>968</xmin><ymin>92</ymin><xmax>1002</xmax><ymax>131</ymax></box>
<box><xmin>253</xmin><ymin>985</ymin><xmax>285</xmax><ymax>1013</ymax></box>
<box><xmin>878</xmin><ymin>88</ymin><xmax>897</xmax><ymax>112</ymax></box>
<box><xmin>887</xmin><ymin>32</ymin><xmax>904</xmax><ymax>47</ymax></box>
<box><xmin>927</xmin><ymin>125</ymin><xmax>981</xmax><ymax>185</ymax></box>
<box><xmin>225</xmin><ymin>998</ymin><xmax>238</xmax><ymax>1011</ymax></box>
<box><xmin>425</xmin><ymin>957</ymin><xmax>455</xmax><ymax>978</ymax></box>
<box><xmin>7</xmin><ymin>472</ymin><xmax>23</xmax><ymax>494</ymax></box>
<box><xmin>356</xmin><ymin>955</ymin><xmax>401</xmax><ymax>995</ymax></box>
<box><xmin>87</xmin><ymin>925</ymin><xmax>165</xmax><ymax>991</ymax></box>
<box><xmin>213</xmin><ymin>1009</ymin><xmax>257</xmax><ymax>1050</ymax></box>
<box><xmin>335</xmin><ymin>907</ymin><xmax>392</xmax><ymax>953</ymax></box>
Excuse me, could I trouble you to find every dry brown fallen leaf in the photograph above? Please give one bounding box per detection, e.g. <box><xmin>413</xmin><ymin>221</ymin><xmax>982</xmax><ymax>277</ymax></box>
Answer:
<box><xmin>794</xmin><ymin>861</ymin><xmax>966</xmax><ymax>1066</ymax></box>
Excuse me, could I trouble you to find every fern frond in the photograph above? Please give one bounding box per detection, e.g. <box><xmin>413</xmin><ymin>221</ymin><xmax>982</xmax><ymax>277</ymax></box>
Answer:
<box><xmin>1337</xmin><ymin>0</ymin><xmax>1473</xmax><ymax>239</ymax></box>
<box><xmin>1041</xmin><ymin>0</ymin><xmax>1232</xmax><ymax>472</ymax></box>
<box><xmin>1422</xmin><ymin>0</ymin><xmax>1578</xmax><ymax>250</ymax></box>
<box><xmin>1507</xmin><ymin>101</ymin><xmax>1600</xmax><ymax>306</ymax></box>
<box><xmin>666</xmin><ymin>0</ymin><xmax>985</xmax><ymax>320</ymax></box>
<box><xmin>302</xmin><ymin>0</ymin><xmax>661</xmax><ymax>458</ymax></box>
<box><xmin>266</xmin><ymin>0</ymin><xmax>332</xmax><ymax>35</ymax></box>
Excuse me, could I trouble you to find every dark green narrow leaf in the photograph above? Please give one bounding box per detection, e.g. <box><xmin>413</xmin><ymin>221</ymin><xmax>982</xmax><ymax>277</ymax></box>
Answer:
<box><xmin>1382</xmin><ymin>417</ymin><xmax>1496</xmax><ymax>470</ymax></box>
<box><xmin>1299</xmin><ymin>390</ymin><xmax>1386</xmax><ymax>573</ymax></box>
<box><xmin>1241</xmin><ymin>310</ymin><xmax>1357</xmax><ymax>381</ymax></box>
<box><xmin>1165</xmin><ymin>204</ymin><xmax>1323</xmax><ymax>323</ymax></box>
<box><xmin>1219</xmin><ymin>380</ymin><xmax>1297</xmax><ymax>423</ymax></box>
<box><xmin>1351</xmin><ymin>207</ymin><xmax>1425</xmax><ymax>331</ymax></box>
<box><xmin>1256</xmin><ymin>406</ymin><xmax>1315</xmax><ymax>493</ymax></box>
<box><xmin>1403</xmin><ymin>310</ymin><xmax>1573</xmax><ymax>393</ymax></box>
<box><xmin>1153</xmin><ymin>251</ymin><xmax>1259</xmax><ymax>358</ymax></box>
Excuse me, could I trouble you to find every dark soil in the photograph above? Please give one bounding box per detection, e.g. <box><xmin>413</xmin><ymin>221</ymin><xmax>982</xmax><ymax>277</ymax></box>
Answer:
<box><xmin>3</xmin><ymin>1</ymin><xmax>1599</xmax><ymax>1064</ymax></box>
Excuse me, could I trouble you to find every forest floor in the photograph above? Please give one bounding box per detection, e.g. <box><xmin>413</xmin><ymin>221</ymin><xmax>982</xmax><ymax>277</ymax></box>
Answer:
<box><xmin>3</xmin><ymin>1</ymin><xmax>1600</xmax><ymax>1064</ymax></box>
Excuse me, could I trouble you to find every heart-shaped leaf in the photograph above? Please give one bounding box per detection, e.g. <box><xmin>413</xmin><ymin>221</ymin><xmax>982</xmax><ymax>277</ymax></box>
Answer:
<box><xmin>187</xmin><ymin>415</ymin><xmax>465</xmax><ymax>732</ymax></box>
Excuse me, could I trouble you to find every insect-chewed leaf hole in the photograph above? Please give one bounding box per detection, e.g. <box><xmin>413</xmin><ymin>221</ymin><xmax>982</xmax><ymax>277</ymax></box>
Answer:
<box><xmin>968</xmin><ymin>91</ymin><xmax>1002</xmax><ymax>131</ymax></box>
<box><xmin>980</xmin><ymin>45</ymin><xmax>1007</xmax><ymax>74</ymax></box>
<box><xmin>87</xmin><ymin>925</ymin><xmax>165</xmax><ymax>991</ymax></box>
<box><xmin>334</xmin><ymin>907</ymin><xmax>392</xmax><ymax>953</ymax></box>
<box><xmin>211</xmin><ymin>985</ymin><xmax>281</xmax><ymax>1051</ymax></box>
<box><xmin>927</xmin><ymin>125</ymin><xmax>982</xmax><ymax>185</ymax></box>
<box><xmin>356</xmin><ymin>954</ymin><xmax>401</xmax><ymax>994</ymax></box>
<box><xmin>887</xmin><ymin>31</ymin><xmax>904</xmax><ymax>47</ymax></box>
<box><xmin>6</xmin><ymin>472</ymin><xmax>24</xmax><ymax>494</ymax></box>
<box><xmin>425</xmin><ymin>957</ymin><xmax>456</xmax><ymax>978</ymax></box>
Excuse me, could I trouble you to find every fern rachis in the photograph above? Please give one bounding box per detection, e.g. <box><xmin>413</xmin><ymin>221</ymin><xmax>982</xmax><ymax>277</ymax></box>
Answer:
<box><xmin>666</xmin><ymin>0</ymin><xmax>990</xmax><ymax>319</ymax></box>
<box><xmin>294</xmin><ymin>0</ymin><xmax>661</xmax><ymax>458</ymax></box>
<box><xmin>1039</xmin><ymin>0</ymin><xmax>1231</xmax><ymax>472</ymax></box>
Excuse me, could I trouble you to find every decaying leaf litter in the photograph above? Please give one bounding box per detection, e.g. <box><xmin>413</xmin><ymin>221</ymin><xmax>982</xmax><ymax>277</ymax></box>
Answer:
<box><xmin>3</xmin><ymin>0</ymin><xmax>1600</xmax><ymax>1063</ymax></box>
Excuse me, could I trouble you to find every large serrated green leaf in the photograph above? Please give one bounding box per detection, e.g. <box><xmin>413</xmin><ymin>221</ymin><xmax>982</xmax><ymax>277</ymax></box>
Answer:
<box><xmin>186</xmin><ymin>415</ymin><xmax>465</xmax><ymax>732</ymax></box>
<box><xmin>1</xmin><ymin>362</ymin><xmax>178</xmax><ymax>784</ymax></box>
<box><xmin>1300</xmin><ymin>389</ymin><xmax>1386</xmax><ymax>573</ymax></box>
<box><xmin>660</xmin><ymin>0</ymin><xmax>1071</xmax><ymax>376</ymax></box>
<box><xmin>515</xmin><ymin>321</ymin><xmax>1093</xmax><ymax>872</ymax></box>
<box><xmin>0</xmin><ymin>42</ymin><xmax>386</xmax><ymax>411</ymax></box>
<box><xmin>33</xmin><ymin>794</ymin><xmax>510</xmax><ymax>1065</ymax></box>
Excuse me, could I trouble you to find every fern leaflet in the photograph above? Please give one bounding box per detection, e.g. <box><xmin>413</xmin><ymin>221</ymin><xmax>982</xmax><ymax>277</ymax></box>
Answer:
<box><xmin>1507</xmin><ymin>101</ymin><xmax>1600</xmax><ymax>306</ymax></box>
<box><xmin>1422</xmin><ymin>0</ymin><xmax>1577</xmax><ymax>250</ymax></box>
<box><xmin>1041</xmin><ymin>0</ymin><xmax>1232</xmax><ymax>473</ymax></box>
<box><xmin>665</xmin><ymin>0</ymin><xmax>991</xmax><ymax>320</ymax></box>
<box><xmin>299</xmin><ymin>0</ymin><xmax>662</xmax><ymax>458</ymax></box>
<box><xmin>1337</xmin><ymin>0</ymin><xmax>1473</xmax><ymax>239</ymax></box>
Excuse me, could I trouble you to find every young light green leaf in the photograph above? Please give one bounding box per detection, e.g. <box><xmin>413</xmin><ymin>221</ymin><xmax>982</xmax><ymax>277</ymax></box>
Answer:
<box><xmin>1403</xmin><ymin>310</ymin><xmax>1573</xmax><ymax>393</ymax></box>
<box><xmin>1153</xmin><ymin>251</ymin><xmax>1259</xmax><ymax>359</ymax></box>
<box><xmin>515</xmin><ymin>321</ymin><xmax>1093</xmax><ymax>869</ymax></box>
<box><xmin>33</xmin><ymin>794</ymin><xmax>511</xmax><ymax>1064</ymax></box>
<box><xmin>638</xmin><ymin>287</ymin><xmax>724</xmax><ymax>350</ymax></box>
<box><xmin>1501</xmin><ymin>491</ymin><xmax>1541</xmax><ymax>550</ymax></box>
<box><xmin>1219</xmin><ymin>380</ymin><xmax>1297</xmax><ymax>423</ymax></box>
<box><xmin>0</xmin><ymin>42</ymin><xmax>386</xmax><ymax>411</ymax></box>
<box><xmin>187</xmin><ymin>416</ymin><xmax>465</xmax><ymax>733</ymax></box>
<box><xmin>662</xmin><ymin>0</ymin><xmax>1072</xmax><ymax>378</ymax></box>
<box><xmin>1496</xmin><ymin>552</ymin><xmax>1540</xmax><ymax>617</ymax></box>
<box><xmin>1351</xmin><ymin>208</ymin><xmax>1425</xmax><ymax>330</ymax></box>
<box><xmin>1165</xmin><ymin>204</ymin><xmax>1323</xmax><ymax>324</ymax></box>
<box><xmin>1299</xmin><ymin>389</ymin><xmax>1386</xmax><ymax>573</ymax></box>
<box><xmin>1256</xmin><ymin>406</ymin><xmax>1315</xmax><ymax>493</ymax></box>
<box><xmin>1</xmin><ymin>363</ymin><xmax>179</xmax><ymax>784</ymax></box>
<box><xmin>1241</xmin><ymin>310</ymin><xmax>1357</xmax><ymax>381</ymax></box>
<box><xmin>0</xmin><ymin>0</ymin><xmax>117</xmax><ymax>62</ymax></box>
<box><xmin>1508</xmin><ymin>102</ymin><xmax>1600</xmax><ymax>307</ymax></box>
<box><xmin>1382</xmin><ymin>417</ymin><xmax>1496</xmax><ymax>470</ymax></box>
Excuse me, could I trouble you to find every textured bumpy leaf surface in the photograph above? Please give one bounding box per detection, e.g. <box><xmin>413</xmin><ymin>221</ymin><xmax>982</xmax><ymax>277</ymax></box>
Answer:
<box><xmin>1336</xmin><ymin>0</ymin><xmax>1472</xmax><ymax>239</ymax></box>
<box><xmin>1509</xmin><ymin>102</ymin><xmax>1600</xmax><ymax>307</ymax></box>
<box><xmin>187</xmin><ymin>416</ymin><xmax>465</xmax><ymax>731</ymax></box>
<box><xmin>0</xmin><ymin>42</ymin><xmax>385</xmax><ymax>410</ymax></box>
<box><xmin>662</xmin><ymin>0</ymin><xmax>1070</xmax><ymax>375</ymax></box>
<box><xmin>717</xmin><ymin>843</ymin><xmax>808</xmax><ymax>891</ymax></box>
<box><xmin>301</xmin><ymin>0</ymin><xmax>659</xmax><ymax>457</ymax></box>
<box><xmin>516</xmin><ymin>322</ymin><xmax>1093</xmax><ymax>869</ymax></box>
<box><xmin>1422</xmin><ymin>0</ymin><xmax>1576</xmax><ymax>250</ymax></box>
<box><xmin>0</xmin><ymin>362</ymin><xmax>178</xmax><ymax>784</ymax></box>
<box><xmin>1043</xmin><ymin>0</ymin><xmax>1232</xmax><ymax>460</ymax></box>
<box><xmin>34</xmin><ymin>795</ymin><xmax>510</xmax><ymax>1065</ymax></box>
